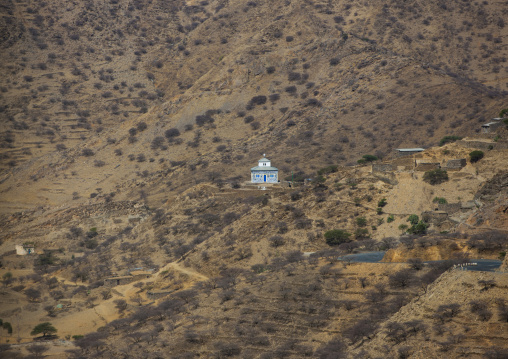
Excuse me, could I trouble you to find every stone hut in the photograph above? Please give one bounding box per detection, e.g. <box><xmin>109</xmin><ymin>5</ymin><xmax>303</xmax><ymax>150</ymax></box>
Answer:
<box><xmin>251</xmin><ymin>155</ymin><xmax>278</xmax><ymax>183</ymax></box>
<box><xmin>446</xmin><ymin>158</ymin><xmax>466</xmax><ymax>171</ymax></box>
<box><xmin>481</xmin><ymin>118</ymin><xmax>504</xmax><ymax>133</ymax></box>
<box><xmin>104</xmin><ymin>275</ymin><xmax>135</xmax><ymax>287</ymax></box>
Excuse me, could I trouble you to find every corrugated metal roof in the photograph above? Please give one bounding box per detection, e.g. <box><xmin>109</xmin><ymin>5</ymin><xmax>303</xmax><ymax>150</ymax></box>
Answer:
<box><xmin>251</xmin><ymin>166</ymin><xmax>278</xmax><ymax>171</ymax></box>
<box><xmin>396</xmin><ymin>148</ymin><xmax>425</xmax><ymax>152</ymax></box>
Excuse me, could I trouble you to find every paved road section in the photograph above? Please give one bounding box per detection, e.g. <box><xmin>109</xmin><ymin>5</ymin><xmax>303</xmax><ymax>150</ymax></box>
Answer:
<box><xmin>337</xmin><ymin>251</ymin><xmax>503</xmax><ymax>272</ymax></box>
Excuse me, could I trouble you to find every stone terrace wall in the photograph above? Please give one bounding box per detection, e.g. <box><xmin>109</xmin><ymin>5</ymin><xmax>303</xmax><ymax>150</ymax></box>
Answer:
<box><xmin>446</xmin><ymin>159</ymin><xmax>466</xmax><ymax>171</ymax></box>
<box><xmin>457</xmin><ymin>140</ymin><xmax>508</xmax><ymax>150</ymax></box>
<box><xmin>438</xmin><ymin>203</ymin><xmax>462</xmax><ymax>213</ymax></box>
<box><xmin>372</xmin><ymin>163</ymin><xmax>395</xmax><ymax>172</ymax></box>
<box><xmin>415</xmin><ymin>163</ymin><xmax>441</xmax><ymax>171</ymax></box>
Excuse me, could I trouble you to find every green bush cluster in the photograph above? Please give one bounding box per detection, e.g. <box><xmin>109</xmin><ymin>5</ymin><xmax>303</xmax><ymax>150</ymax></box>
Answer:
<box><xmin>324</xmin><ymin>229</ymin><xmax>351</xmax><ymax>246</ymax></box>
<box><xmin>469</xmin><ymin>150</ymin><xmax>484</xmax><ymax>163</ymax></box>
<box><xmin>357</xmin><ymin>154</ymin><xmax>378</xmax><ymax>164</ymax></box>
<box><xmin>423</xmin><ymin>169</ymin><xmax>449</xmax><ymax>185</ymax></box>
<box><xmin>377</xmin><ymin>198</ymin><xmax>387</xmax><ymax>207</ymax></box>
<box><xmin>439</xmin><ymin>135</ymin><xmax>462</xmax><ymax>146</ymax></box>
<box><xmin>400</xmin><ymin>215</ymin><xmax>429</xmax><ymax>235</ymax></box>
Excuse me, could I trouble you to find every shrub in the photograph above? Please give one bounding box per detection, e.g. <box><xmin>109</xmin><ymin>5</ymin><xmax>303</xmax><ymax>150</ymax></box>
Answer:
<box><xmin>195</xmin><ymin>114</ymin><xmax>214</xmax><ymax>126</ymax></box>
<box><xmin>329</xmin><ymin>58</ymin><xmax>340</xmax><ymax>66</ymax></box>
<box><xmin>82</xmin><ymin>149</ymin><xmax>94</xmax><ymax>157</ymax></box>
<box><xmin>364</xmin><ymin>154</ymin><xmax>378</xmax><ymax>162</ymax></box>
<box><xmin>269</xmin><ymin>93</ymin><xmax>280</xmax><ymax>102</ymax></box>
<box><xmin>439</xmin><ymin>135</ymin><xmax>462</xmax><ymax>146</ymax></box>
<box><xmin>407</xmin><ymin>221</ymin><xmax>428</xmax><ymax>235</ymax></box>
<box><xmin>317</xmin><ymin>165</ymin><xmax>338</xmax><ymax>175</ymax></box>
<box><xmin>355</xmin><ymin>228</ymin><xmax>369</xmax><ymax>239</ymax></box>
<box><xmin>423</xmin><ymin>169</ymin><xmax>448</xmax><ymax>185</ymax></box>
<box><xmin>356</xmin><ymin>217</ymin><xmax>367</xmax><ymax>227</ymax></box>
<box><xmin>378</xmin><ymin>198</ymin><xmax>387</xmax><ymax>207</ymax></box>
<box><xmin>288</xmin><ymin>72</ymin><xmax>301</xmax><ymax>81</ymax></box>
<box><xmin>407</xmin><ymin>214</ymin><xmax>419</xmax><ymax>226</ymax></box>
<box><xmin>165</xmin><ymin>128</ymin><xmax>180</xmax><ymax>138</ymax></box>
<box><xmin>249</xmin><ymin>95</ymin><xmax>267</xmax><ymax>106</ymax></box>
<box><xmin>137</xmin><ymin>122</ymin><xmax>147</xmax><ymax>131</ymax></box>
<box><xmin>250</xmin><ymin>121</ymin><xmax>260</xmax><ymax>130</ymax></box>
<box><xmin>306</xmin><ymin>98</ymin><xmax>322</xmax><ymax>107</ymax></box>
<box><xmin>469</xmin><ymin>150</ymin><xmax>484</xmax><ymax>163</ymax></box>
<box><xmin>269</xmin><ymin>235</ymin><xmax>285</xmax><ymax>248</ymax></box>
<box><xmin>432</xmin><ymin>197</ymin><xmax>447</xmax><ymax>204</ymax></box>
<box><xmin>324</xmin><ymin>229</ymin><xmax>351</xmax><ymax>246</ymax></box>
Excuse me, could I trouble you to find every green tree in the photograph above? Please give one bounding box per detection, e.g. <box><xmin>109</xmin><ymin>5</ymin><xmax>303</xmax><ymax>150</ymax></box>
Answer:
<box><xmin>362</xmin><ymin>154</ymin><xmax>378</xmax><ymax>162</ymax></box>
<box><xmin>357</xmin><ymin>154</ymin><xmax>378</xmax><ymax>164</ymax></box>
<box><xmin>30</xmin><ymin>322</ymin><xmax>57</xmax><ymax>337</ymax></box>
<box><xmin>499</xmin><ymin>108</ymin><xmax>508</xmax><ymax>118</ymax></box>
<box><xmin>324</xmin><ymin>230</ymin><xmax>351</xmax><ymax>246</ymax></box>
<box><xmin>407</xmin><ymin>221</ymin><xmax>428</xmax><ymax>235</ymax></box>
<box><xmin>407</xmin><ymin>214</ymin><xmax>419</xmax><ymax>226</ymax></box>
<box><xmin>423</xmin><ymin>169</ymin><xmax>449</xmax><ymax>185</ymax></box>
<box><xmin>377</xmin><ymin>198</ymin><xmax>387</xmax><ymax>207</ymax></box>
<box><xmin>387</xmin><ymin>214</ymin><xmax>395</xmax><ymax>223</ymax></box>
<box><xmin>469</xmin><ymin>150</ymin><xmax>484</xmax><ymax>163</ymax></box>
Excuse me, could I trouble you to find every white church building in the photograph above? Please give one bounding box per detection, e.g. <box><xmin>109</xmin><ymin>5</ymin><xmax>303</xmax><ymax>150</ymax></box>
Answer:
<box><xmin>251</xmin><ymin>155</ymin><xmax>278</xmax><ymax>183</ymax></box>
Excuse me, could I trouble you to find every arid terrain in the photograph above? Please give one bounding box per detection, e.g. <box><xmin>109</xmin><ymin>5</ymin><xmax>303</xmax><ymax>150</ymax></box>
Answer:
<box><xmin>0</xmin><ymin>0</ymin><xmax>507</xmax><ymax>358</ymax></box>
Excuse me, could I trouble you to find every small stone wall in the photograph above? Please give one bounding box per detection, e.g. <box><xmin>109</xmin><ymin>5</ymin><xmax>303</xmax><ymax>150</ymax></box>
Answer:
<box><xmin>422</xmin><ymin>211</ymin><xmax>449</xmax><ymax>225</ymax></box>
<box><xmin>445</xmin><ymin>159</ymin><xmax>466</xmax><ymax>171</ymax></box>
<box><xmin>457</xmin><ymin>140</ymin><xmax>508</xmax><ymax>150</ymax></box>
<box><xmin>104</xmin><ymin>276</ymin><xmax>134</xmax><ymax>287</ymax></box>
<box><xmin>437</xmin><ymin>203</ymin><xmax>462</xmax><ymax>213</ymax></box>
<box><xmin>372</xmin><ymin>163</ymin><xmax>395</xmax><ymax>172</ymax></box>
<box><xmin>147</xmin><ymin>290</ymin><xmax>174</xmax><ymax>300</ymax></box>
<box><xmin>415</xmin><ymin>163</ymin><xmax>441</xmax><ymax>171</ymax></box>
<box><xmin>395</xmin><ymin>150</ymin><xmax>424</xmax><ymax>157</ymax></box>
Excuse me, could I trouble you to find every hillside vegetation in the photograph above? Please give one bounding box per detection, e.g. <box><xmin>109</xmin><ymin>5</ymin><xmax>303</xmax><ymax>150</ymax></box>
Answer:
<box><xmin>0</xmin><ymin>0</ymin><xmax>508</xmax><ymax>358</ymax></box>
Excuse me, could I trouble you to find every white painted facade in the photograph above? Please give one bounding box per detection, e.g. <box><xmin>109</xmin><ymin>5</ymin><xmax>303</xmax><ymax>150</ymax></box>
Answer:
<box><xmin>251</xmin><ymin>155</ymin><xmax>278</xmax><ymax>183</ymax></box>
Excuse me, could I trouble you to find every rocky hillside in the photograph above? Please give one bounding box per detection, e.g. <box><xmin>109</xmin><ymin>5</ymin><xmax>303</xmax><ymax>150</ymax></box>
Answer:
<box><xmin>1</xmin><ymin>0</ymin><xmax>507</xmax><ymax>214</ymax></box>
<box><xmin>0</xmin><ymin>0</ymin><xmax>508</xmax><ymax>357</ymax></box>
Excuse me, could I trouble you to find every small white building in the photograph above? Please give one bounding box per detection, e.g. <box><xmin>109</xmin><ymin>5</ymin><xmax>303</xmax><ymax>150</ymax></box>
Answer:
<box><xmin>251</xmin><ymin>155</ymin><xmax>278</xmax><ymax>183</ymax></box>
<box><xmin>15</xmin><ymin>243</ymin><xmax>35</xmax><ymax>255</ymax></box>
